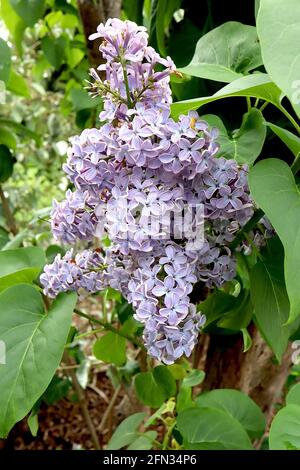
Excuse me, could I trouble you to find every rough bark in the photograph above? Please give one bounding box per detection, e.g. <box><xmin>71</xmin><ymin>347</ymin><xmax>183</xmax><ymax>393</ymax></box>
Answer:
<box><xmin>200</xmin><ymin>324</ymin><xmax>292</xmax><ymax>418</ymax></box>
<box><xmin>77</xmin><ymin>0</ymin><xmax>122</xmax><ymax>66</ymax></box>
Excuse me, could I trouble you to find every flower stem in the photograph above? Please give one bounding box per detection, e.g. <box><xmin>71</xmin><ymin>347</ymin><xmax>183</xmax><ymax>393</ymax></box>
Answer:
<box><xmin>279</xmin><ymin>104</ymin><xmax>300</xmax><ymax>135</ymax></box>
<box><xmin>120</xmin><ymin>58</ymin><xmax>132</xmax><ymax>108</ymax></box>
<box><xmin>73</xmin><ymin>308</ymin><xmax>144</xmax><ymax>348</ymax></box>
<box><xmin>230</xmin><ymin>208</ymin><xmax>264</xmax><ymax>251</ymax></box>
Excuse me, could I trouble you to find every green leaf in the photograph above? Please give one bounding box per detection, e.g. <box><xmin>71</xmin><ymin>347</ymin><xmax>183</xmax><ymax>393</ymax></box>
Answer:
<box><xmin>0</xmin><ymin>286</ymin><xmax>76</xmax><ymax>437</ymax></box>
<box><xmin>0</xmin><ymin>38</ymin><xmax>11</xmax><ymax>84</ymax></box>
<box><xmin>195</xmin><ymin>389</ymin><xmax>265</xmax><ymax>434</ymax></box>
<box><xmin>267</xmin><ymin>122</ymin><xmax>300</xmax><ymax>158</ymax></box>
<box><xmin>70</xmin><ymin>89</ymin><xmax>101</xmax><ymax>111</ymax></box>
<box><xmin>67</xmin><ymin>48</ymin><xmax>84</xmax><ymax>68</ymax></box>
<box><xmin>269</xmin><ymin>404</ymin><xmax>300</xmax><ymax>450</ymax></box>
<box><xmin>27</xmin><ymin>409</ymin><xmax>39</xmax><ymax>437</ymax></box>
<box><xmin>249</xmin><ymin>159</ymin><xmax>300</xmax><ymax>323</ymax></box>
<box><xmin>93</xmin><ymin>332</ymin><xmax>126</xmax><ymax>366</ymax></box>
<box><xmin>241</xmin><ymin>328</ymin><xmax>252</xmax><ymax>352</ymax></box>
<box><xmin>122</xmin><ymin>0</ymin><xmax>144</xmax><ymax>25</ymax></box>
<box><xmin>145</xmin><ymin>399</ymin><xmax>175</xmax><ymax>427</ymax></box>
<box><xmin>204</xmin><ymin>109</ymin><xmax>265</xmax><ymax>165</ymax></box>
<box><xmin>43</xmin><ymin>375</ymin><xmax>71</xmax><ymax>405</ymax></box>
<box><xmin>127</xmin><ymin>431</ymin><xmax>157</xmax><ymax>450</ymax></box>
<box><xmin>0</xmin><ymin>227</ymin><xmax>9</xmax><ymax>249</ymax></box>
<box><xmin>0</xmin><ymin>246</ymin><xmax>46</xmax><ymax>292</ymax></box>
<box><xmin>176</xmin><ymin>370</ymin><xmax>205</xmax><ymax>413</ymax></box>
<box><xmin>10</xmin><ymin>0</ymin><xmax>45</xmax><ymax>27</ymax></box>
<box><xmin>6</xmin><ymin>69</ymin><xmax>30</xmax><ymax>98</ymax></box>
<box><xmin>41</xmin><ymin>35</ymin><xmax>66</xmax><ymax>69</ymax></box>
<box><xmin>217</xmin><ymin>289</ymin><xmax>253</xmax><ymax>331</ymax></box>
<box><xmin>0</xmin><ymin>128</ymin><xmax>17</xmax><ymax>150</ymax></box>
<box><xmin>1</xmin><ymin>228</ymin><xmax>28</xmax><ymax>250</ymax></box>
<box><xmin>155</xmin><ymin>0</ymin><xmax>181</xmax><ymax>56</ymax></box>
<box><xmin>257</xmin><ymin>0</ymin><xmax>300</xmax><ymax>117</ymax></box>
<box><xmin>177</xmin><ymin>385</ymin><xmax>195</xmax><ymax>413</ymax></box>
<box><xmin>107</xmin><ymin>412</ymin><xmax>146</xmax><ymax>450</ymax></box>
<box><xmin>286</xmin><ymin>383</ymin><xmax>300</xmax><ymax>407</ymax></box>
<box><xmin>177</xmin><ymin>407</ymin><xmax>253</xmax><ymax>450</ymax></box>
<box><xmin>0</xmin><ymin>119</ymin><xmax>40</xmax><ymax>145</ymax></box>
<box><xmin>0</xmin><ymin>144</ymin><xmax>14</xmax><ymax>182</ymax></box>
<box><xmin>182</xmin><ymin>370</ymin><xmax>205</xmax><ymax>387</ymax></box>
<box><xmin>171</xmin><ymin>73</ymin><xmax>282</xmax><ymax>119</ymax></box>
<box><xmin>250</xmin><ymin>237</ymin><xmax>295</xmax><ymax>360</ymax></box>
<box><xmin>231</xmin><ymin>109</ymin><xmax>266</xmax><ymax>165</ymax></box>
<box><xmin>135</xmin><ymin>365</ymin><xmax>176</xmax><ymax>408</ymax></box>
<box><xmin>201</xmin><ymin>114</ymin><xmax>235</xmax><ymax>159</ymax></box>
<box><xmin>199</xmin><ymin>289</ymin><xmax>239</xmax><ymax>328</ymax></box>
<box><xmin>1</xmin><ymin>0</ymin><xmax>26</xmax><ymax>56</ymax></box>
<box><xmin>179</xmin><ymin>22</ymin><xmax>262</xmax><ymax>82</ymax></box>
<box><xmin>168</xmin><ymin>363</ymin><xmax>187</xmax><ymax>380</ymax></box>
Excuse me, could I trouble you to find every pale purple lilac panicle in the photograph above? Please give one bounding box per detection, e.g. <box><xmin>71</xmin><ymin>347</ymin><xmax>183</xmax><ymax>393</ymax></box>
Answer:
<box><xmin>40</xmin><ymin>19</ymin><xmax>256</xmax><ymax>364</ymax></box>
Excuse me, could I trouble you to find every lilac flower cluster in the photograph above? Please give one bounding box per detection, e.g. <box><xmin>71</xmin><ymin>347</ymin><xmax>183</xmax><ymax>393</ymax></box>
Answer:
<box><xmin>41</xmin><ymin>19</ymin><xmax>254</xmax><ymax>364</ymax></box>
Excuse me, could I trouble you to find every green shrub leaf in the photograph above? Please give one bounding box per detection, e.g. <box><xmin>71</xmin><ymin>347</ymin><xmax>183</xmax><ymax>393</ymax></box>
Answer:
<box><xmin>0</xmin><ymin>286</ymin><xmax>76</xmax><ymax>437</ymax></box>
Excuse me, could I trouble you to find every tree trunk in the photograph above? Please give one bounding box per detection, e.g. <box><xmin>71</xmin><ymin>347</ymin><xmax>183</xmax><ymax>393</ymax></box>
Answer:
<box><xmin>77</xmin><ymin>0</ymin><xmax>122</xmax><ymax>66</ymax></box>
<box><xmin>197</xmin><ymin>324</ymin><xmax>291</xmax><ymax>419</ymax></box>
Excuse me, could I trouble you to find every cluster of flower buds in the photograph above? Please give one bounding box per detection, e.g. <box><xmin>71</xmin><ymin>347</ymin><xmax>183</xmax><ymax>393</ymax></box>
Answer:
<box><xmin>41</xmin><ymin>19</ymin><xmax>254</xmax><ymax>364</ymax></box>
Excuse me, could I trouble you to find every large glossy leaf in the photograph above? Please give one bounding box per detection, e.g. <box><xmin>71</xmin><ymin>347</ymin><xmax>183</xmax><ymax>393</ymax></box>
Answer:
<box><xmin>203</xmin><ymin>109</ymin><xmax>266</xmax><ymax>165</ymax></box>
<box><xmin>177</xmin><ymin>407</ymin><xmax>253</xmax><ymax>450</ymax></box>
<box><xmin>171</xmin><ymin>73</ymin><xmax>282</xmax><ymax>119</ymax></box>
<box><xmin>269</xmin><ymin>404</ymin><xmax>300</xmax><ymax>450</ymax></box>
<box><xmin>0</xmin><ymin>285</ymin><xmax>76</xmax><ymax>437</ymax></box>
<box><xmin>250</xmin><ymin>237</ymin><xmax>296</xmax><ymax>360</ymax></box>
<box><xmin>179</xmin><ymin>22</ymin><xmax>262</xmax><ymax>82</ymax></box>
<box><xmin>257</xmin><ymin>0</ymin><xmax>300</xmax><ymax>117</ymax></box>
<box><xmin>0</xmin><ymin>38</ymin><xmax>11</xmax><ymax>84</ymax></box>
<box><xmin>10</xmin><ymin>0</ymin><xmax>45</xmax><ymax>27</ymax></box>
<box><xmin>195</xmin><ymin>389</ymin><xmax>265</xmax><ymax>434</ymax></box>
<box><xmin>107</xmin><ymin>412</ymin><xmax>146</xmax><ymax>450</ymax></box>
<box><xmin>0</xmin><ymin>246</ymin><xmax>46</xmax><ymax>292</ymax></box>
<box><xmin>249</xmin><ymin>159</ymin><xmax>300</xmax><ymax>323</ymax></box>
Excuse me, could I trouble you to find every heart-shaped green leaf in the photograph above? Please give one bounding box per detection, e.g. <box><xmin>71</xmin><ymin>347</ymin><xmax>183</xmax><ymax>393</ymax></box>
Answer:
<box><xmin>180</xmin><ymin>22</ymin><xmax>262</xmax><ymax>82</ymax></box>
<box><xmin>177</xmin><ymin>407</ymin><xmax>253</xmax><ymax>450</ymax></box>
<box><xmin>0</xmin><ymin>285</ymin><xmax>76</xmax><ymax>437</ymax></box>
